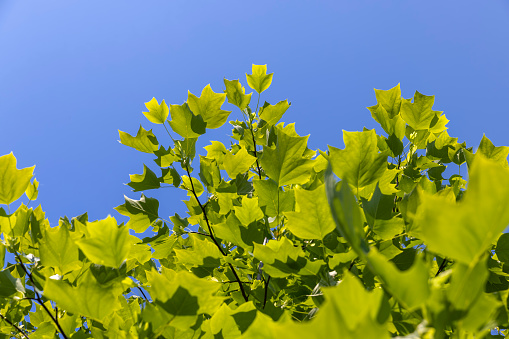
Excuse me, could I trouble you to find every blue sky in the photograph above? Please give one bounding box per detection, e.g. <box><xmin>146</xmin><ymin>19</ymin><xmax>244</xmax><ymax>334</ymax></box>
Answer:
<box><xmin>1</xmin><ymin>0</ymin><xmax>508</xmax><ymax>226</ymax></box>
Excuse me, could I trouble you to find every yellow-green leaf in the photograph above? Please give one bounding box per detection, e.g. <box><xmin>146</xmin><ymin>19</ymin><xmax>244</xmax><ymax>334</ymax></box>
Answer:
<box><xmin>188</xmin><ymin>84</ymin><xmax>231</xmax><ymax>129</ymax></box>
<box><xmin>223</xmin><ymin>147</ymin><xmax>257</xmax><ymax>179</ymax></box>
<box><xmin>25</xmin><ymin>178</ymin><xmax>39</xmax><ymax>201</ymax></box>
<box><xmin>118</xmin><ymin>126</ymin><xmax>159</xmax><ymax>154</ymax></box>
<box><xmin>224</xmin><ymin>79</ymin><xmax>252</xmax><ymax>111</ymax></box>
<box><xmin>285</xmin><ymin>184</ymin><xmax>335</xmax><ymax>239</ymax></box>
<box><xmin>143</xmin><ymin>97</ymin><xmax>169</xmax><ymax>124</ymax></box>
<box><xmin>246</xmin><ymin>64</ymin><xmax>273</xmax><ymax>94</ymax></box>
<box><xmin>76</xmin><ymin>216</ymin><xmax>131</xmax><ymax>268</ymax></box>
<box><xmin>0</xmin><ymin>153</ymin><xmax>35</xmax><ymax>205</ymax></box>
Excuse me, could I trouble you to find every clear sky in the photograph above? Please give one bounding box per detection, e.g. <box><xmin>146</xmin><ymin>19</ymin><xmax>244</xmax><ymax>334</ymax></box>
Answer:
<box><xmin>1</xmin><ymin>0</ymin><xmax>508</xmax><ymax>227</ymax></box>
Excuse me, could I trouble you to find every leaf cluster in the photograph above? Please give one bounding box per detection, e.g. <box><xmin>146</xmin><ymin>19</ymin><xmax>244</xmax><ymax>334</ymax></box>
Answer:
<box><xmin>1</xmin><ymin>65</ymin><xmax>509</xmax><ymax>338</ymax></box>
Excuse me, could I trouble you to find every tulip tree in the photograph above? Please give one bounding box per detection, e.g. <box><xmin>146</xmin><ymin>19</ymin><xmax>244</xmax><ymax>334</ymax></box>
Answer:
<box><xmin>1</xmin><ymin>65</ymin><xmax>509</xmax><ymax>338</ymax></box>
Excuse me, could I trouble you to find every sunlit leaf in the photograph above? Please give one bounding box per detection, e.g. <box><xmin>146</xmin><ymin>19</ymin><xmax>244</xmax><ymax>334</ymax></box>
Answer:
<box><xmin>143</xmin><ymin>97</ymin><xmax>169</xmax><ymax>124</ymax></box>
<box><xmin>0</xmin><ymin>152</ymin><xmax>34</xmax><ymax>205</ymax></box>
<box><xmin>224</xmin><ymin>78</ymin><xmax>252</xmax><ymax>110</ymax></box>
<box><xmin>169</xmin><ymin>102</ymin><xmax>207</xmax><ymax>138</ymax></box>
<box><xmin>285</xmin><ymin>184</ymin><xmax>335</xmax><ymax>239</ymax></box>
<box><xmin>246</xmin><ymin>64</ymin><xmax>273</xmax><ymax>94</ymax></box>
<box><xmin>118</xmin><ymin>125</ymin><xmax>159</xmax><ymax>153</ymax></box>
<box><xmin>188</xmin><ymin>84</ymin><xmax>231</xmax><ymax>129</ymax></box>
<box><xmin>76</xmin><ymin>216</ymin><xmax>131</xmax><ymax>268</ymax></box>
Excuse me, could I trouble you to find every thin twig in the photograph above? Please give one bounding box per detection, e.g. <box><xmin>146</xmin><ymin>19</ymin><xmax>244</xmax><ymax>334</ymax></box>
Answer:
<box><xmin>0</xmin><ymin>313</ymin><xmax>30</xmax><ymax>338</ymax></box>
<box><xmin>137</xmin><ymin>287</ymin><xmax>149</xmax><ymax>300</ymax></box>
<box><xmin>435</xmin><ymin>258</ymin><xmax>448</xmax><ymax>277</ymax></box>
<box><xmin>14</xmin><ymin>253</ymin><xmax>68</xmax><ymax>339</ymax></box>
<box><xmin>184</xmin><ymin>166</ymin><xmax>249</xmax><ymax>302</ymax></box>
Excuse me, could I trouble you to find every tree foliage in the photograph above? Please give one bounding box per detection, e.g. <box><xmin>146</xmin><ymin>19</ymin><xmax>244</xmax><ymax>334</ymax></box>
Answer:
<box><xmin>1</xmin><ymin>65</ymin><xmax>509</xmax><ymax>338</ymax></box>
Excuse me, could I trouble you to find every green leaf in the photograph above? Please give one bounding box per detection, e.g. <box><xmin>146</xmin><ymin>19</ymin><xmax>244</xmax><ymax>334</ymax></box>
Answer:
<box><xmin>245</xmin><ymin>272</ymin><xmax>389</xmax><ymax>339</ymax></box>
<box><xmin>476</xmin><ymin>134</ymin><xmax>509</xmax><ymax>168</ymax></box>
<box><xmin>495</xmin><ymin>233</ymin><xmax>509</xmax><ymax>263</ymax></box>
<box><xmin>188</xmin><ymin>84</ymin><xmax>232</xmax><ymax>129</ymax></box>
<box><xmin>199</xmin><ymin>156</ymin><xmax>220</xmax><ymax>192</ymax></box>
<box><xmin>147</xmin><ymin>268</ymin><xmax>224</xmax><ymax>330</ymax></box>
<box><xmin>25</xmin><ymin>178</ymin><xmax>39</xmax><ymax>201</ymax></box>
<box><xmin>118</xmin><ymin>125</ymin><xmax>159</xmax><ymax>154</ymax></box>
<box><xmin>44</xmin><ymin>271</ymin><xmax>122</xmax><ymax>321</ymax></box>
<box><xmin>253</xmin><ymin>237</ymin><xmax>324</xmax><ymax>278</ymax></box>
<box><xmin>361</xmin><ymin>185</ymin><xmax>404</xmax><ymax>241</ymax></box>
<box><xmin>169</xmin><ymin>102</ymin><xmax>207</xmax><ymax>138</ymax></box>
<box><xmin>154</xmin><ymin>145</ymin><xmax>177</xmax><ymax>168</ymax></box>
<box><xmin>114</xmin><ymin>194</ymin><xmax>159</xmax><ymax>233</ymax></box>
<box><xmin>127</xmin><ymin>164</ymin><xmax>161</xmax><ymax>192</ymax></box>
<box><xmin>367</xmin><ymin>249</ymin><xmax>430</xmax><ymax>310</ymax></box>
<box><xmin>234</xmin><ymin>196</ymin><xmax>264</xmax><ymax>226</ymax></box>
<box><xmin>413</xmin><ymin>155</ymin><xmax>509</xmax><ymax>264</ymax></box>
<box><xmin>39</xmin><ymin>225</ymin><xmax>81</xmax><ymax>275</ymax></box>
<box><xmin>253</xmin><ymin>179</ymin><xmax>295</xmax><ymax>218</ymax></box>
<box><xmin>447</xmin><ymin>257</ymin><xmax>488</xmax><ymax>310</ymax></box>
<box><xmin>214</xmin><ymin>214</ymin><xmax>264</xmax><ymax>251</ymax></box>
<box><xmin>76</xmin><ymin>216</ymin><xmax>131</xmax><ymax>268</ymax></box>
<box><xmin>204</xmin><ymin>141</ymin><xmax>227</xmax><ymax>164</ymax></box>
<box><xmin>161</xmin><ymin>167</ymin><xmax>181</xmax><ymax>187</ymax></box>
<box><xmin>370</xmin><ymin>84</ymin><xmax>402</xmax><ymax>118</ymax></box>
<box><xmin>328</xmin><ymin>130</ymin><xmax>388</xmax><ymax>193</ymax></box>
<box><xmin>400</xmin><ymin>91</ymin><xmax>436</xmax><ymax>130</ymax></box>
<box><xmin>174</xmin><ymin>234</ymin><xmax>222</xmax><ymax>267</ymax></box>
<box><xmin>259</xmin><ymin>100</ymin><xmax>290</xmax><ymax>126</ymax></box>
<box><xmin>325</xmin><ymin>168</ymin><xmax>367</xmax><ymax>255</ymax></box>
<box><xmin>223</xmin><ymin>147</ymin><xmax>257</xmax><ymax>179</ymax></box>
<box><xmin>285</xmin><ymin>184</ymin><xmax>335</xmax><ymax>240</ymax></box>
<box><xmin>260</xmin><ymin>124</ymin><xmax>315</xmax><ymax>187</ymax></box>
<box><xmin>0</xmin><ymin>269</ymin><xmax>25</xmax><ymax>297</ymax></box>
<box><xmin>143</xmin><ymin>97</ymin><xmax>169</xmax><ymax>124</ymax></box>
<box><xmin>0</xmin><ymin>152</ymin><xmax>35</xmax><ymax>205</ymax></box>
<box><xmin>246</xmin><ymin>64</ymin><xmax>273</xmax><ymax>94</ymax></box>
<box><xmin>180</xmin><ymin>175</ymin><xmax>204</xmax><ymax>197</ymax></box>
<box><xmin>204</xmin><ymin>302</ymin><xmax>257</xmax><ymax>337</ymax></box>
<box><xmin>224</xmin><ymin>79</ymin><xmax>252</xmax><ymax>111</ymax></box>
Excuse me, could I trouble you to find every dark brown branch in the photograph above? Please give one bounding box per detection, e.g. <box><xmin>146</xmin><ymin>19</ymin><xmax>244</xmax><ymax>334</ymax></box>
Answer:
<box><xmin>435</xmin><ymin>258</ymin><xmax>448</xmax><ymax>277</ymax></box>
<box><xmin>184</xmin><ymin>166</ymin><xmax>249</xmax><ymax>302</ymax></box>
<box><xmin>0</xmin><ymin>313</ymin><xmax>30</xmax><ymax>338</ymax></box>
<box><xmin>263</xmin><ymin>276</ymin><xmax>271</xmax><ymax>308</ymax></box>
<box><xmin>14</xmin><ymin>253</ymin><xmax>68</xmax><ymax>339</ymax></box>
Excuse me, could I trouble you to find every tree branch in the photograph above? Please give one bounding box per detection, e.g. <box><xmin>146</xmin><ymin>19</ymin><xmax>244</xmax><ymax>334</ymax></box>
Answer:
<box><xmin>14</xmin><ymin>253</ymin><xmax>68</xmax><ymax>339</ymax></box>
<box><xmin>184</xmin><ymin>166</ymin><xmax>249</xmax><ymax>302</ymax></box>
<box><xmin>0</xmin><ymin>313</ymin><xmax>30</xmax><ymax>338</ymax></box>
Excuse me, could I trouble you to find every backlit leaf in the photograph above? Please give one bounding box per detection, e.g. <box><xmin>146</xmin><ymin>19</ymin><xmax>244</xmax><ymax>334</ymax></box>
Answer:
<box><xmin>260</xmin><ymin>124</ymin><xmax>315</xmax><ymax>187</ymax></box>
<box><xmin>223</xmin><ymin>147</ymin><xmax>257</xmax><ymax>179</ymax></box>
<box><xmin>44</xmin><ymin>271</ymin><xmax>122</xmax><ymax>321</ymax></box>
<box><xmin>259</xmin><ymin>100</ymin><xmax>290</xmax><ymax>126</ymax></box>
<box><xmin>0</xmin><ymin>152</ymin><xmax>35</xmax><ymax>205</ymax></box>
<box><xmin>127</xmin><ymin>164</ymin><xmax>161</xmax><ymax>192</ymax></box>
<box><xmin>329</xmin><ymin>130</ymin><xmax>388</xmax><ymax>194</ymax></box>
<box><xmin>246</xmin><ymin>64</ymin><xmax>273</xmax><ymax>94</ymax></box>
<box><xmin>169</xmin><ymin>102</ymin><xmax>207</xmax><ymax>138</ymax></box>
<box><xmin>114</xmin><ymin>194</ymin><xmax>159</xmax><ymax>233</ymax></box>
<box><xmin>224</xmin><ymin>79</ymin><xmax>252</xmax><ymax>111</ymax></box>
<box><xmin>143</xmin><ymin>97</ymin><xmax>169</xmax><ymax>124</ymax></box>
<box><xmin>285</xmin><ymin>184</ymin><xmax>335</xmax><ymax>239</ymax></box>
<box><xmin>188</xmin><ymin>84</ymin><xmax>231</xmax><ymax>129</ymax></box>
<box><xmin>413</xmin><ymin>155</ymin><xmax>509</xmax><ymax>264</ymax></box>
<box><xmin>76</xmin><ymin>216</ymin><xmax>131</xmax><ymax>268</ymax></box>
<box><xmin>118</xmin><ymin>125</ymin><xmax>159</xmax><ymax>153</ymax></box>
<box><xmin>39</xmin><ymin>225</ymin><xmax>81</xmax><ymax>275</ymax></box>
